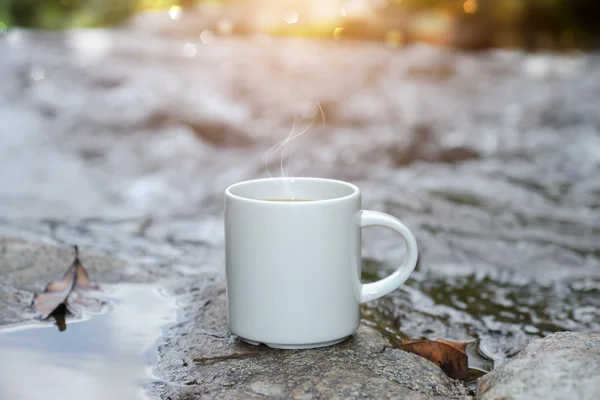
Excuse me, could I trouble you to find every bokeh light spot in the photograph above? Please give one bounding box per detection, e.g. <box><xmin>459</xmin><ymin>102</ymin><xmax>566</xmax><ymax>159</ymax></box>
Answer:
<box><xmin>182</xmin><ymin>42</ymin><xmax>197</xmax><ymax>58</ymax></box>
<box><xmin>169</xmin><ymin>5</ymin><xmax>183</xmax><ymax>21</ymax></box>
<box><xmin>200</xmin><ymin>30</ymin><xmax>215</xmax><ymax>45</ymax></box>
<box><xmin>463</xmin><ymin>0</ymin><xmax>478</xmax><ymax>14</ymax></box>
<box><xmin>284</xmin><ymin>11</ymin><xmax>299</xmax><ymax>25</ymax></box>
<box><xmin>333</xmin><ymin>27</ymin><xmax>345</xmax><ymax>40</ymax></box>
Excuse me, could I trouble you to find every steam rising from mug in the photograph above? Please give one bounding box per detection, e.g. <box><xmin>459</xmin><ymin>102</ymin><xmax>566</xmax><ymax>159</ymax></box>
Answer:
<box><xmin>261</xmin><ymin>97</ymin><xmax>326</xmax><ymax>199</ymax></box>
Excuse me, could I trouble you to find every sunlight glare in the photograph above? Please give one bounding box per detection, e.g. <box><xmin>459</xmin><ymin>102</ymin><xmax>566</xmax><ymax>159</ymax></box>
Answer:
<box><xmin>333</xmin><ymin>27</ymin><xmax>345</xmax><ymax>40</ymax></box>
<box><xmin>169</xmin><ymin>5</ymin><xmax>183</xmax><ymax>20</ymax></box>
<box><xmin>182</xmin><ymin>42</ymin><xmax>197</xmax><ymax>58</ymax></box>
<box><xmin>343</xmin><ymin>0</ymin><xmax>373</xmax><ymax>18</ymax></box>
<box><xmin>284</xmin><ymin>11</ymin><xmax>299</xmax><ymax>25</ymax></box>
<box><xmin>463</xmin><ymin>0</ymin><xmax>478</xmax><ymax>14</ymax></box>
<box><xmin>311</xmin><ymin>2</ymin><xmax>343</xmax><ymax>22</ymax></box>
<box><xmin>200</xmin><ymin>30</ymin><xmax>215</xmax><ymax>45</ymax></box>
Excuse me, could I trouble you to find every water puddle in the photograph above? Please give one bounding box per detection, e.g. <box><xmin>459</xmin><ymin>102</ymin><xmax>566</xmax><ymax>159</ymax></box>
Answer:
<box><xmin>0</xmin><ymin>284</ymin><xmax>177</xmax><ymax>400</ymax></box>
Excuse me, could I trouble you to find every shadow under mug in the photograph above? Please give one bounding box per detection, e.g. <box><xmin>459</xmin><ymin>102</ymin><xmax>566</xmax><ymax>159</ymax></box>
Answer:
<box><xmin>225</xmin><ymin>177</ymin><xmax>418</xmax><ymax>349</ymax></box>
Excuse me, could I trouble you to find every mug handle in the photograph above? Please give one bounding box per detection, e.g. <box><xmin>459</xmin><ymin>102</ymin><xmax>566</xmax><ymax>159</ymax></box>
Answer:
<box><xmin>358</xmin><ymin>210</ymin><xmax>419</xmax><ymax>303</ymax></box>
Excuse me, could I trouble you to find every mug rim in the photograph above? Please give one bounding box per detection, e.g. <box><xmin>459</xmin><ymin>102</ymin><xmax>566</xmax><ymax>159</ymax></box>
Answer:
<box><xmin>225</xmin><ymin>177</ymin><xmax>360</xmax><ymax>204</ymax></box>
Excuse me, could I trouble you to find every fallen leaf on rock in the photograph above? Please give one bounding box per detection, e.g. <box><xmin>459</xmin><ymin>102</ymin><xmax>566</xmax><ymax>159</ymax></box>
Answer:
<box><xmin>435</xmin><ymin>338</ymin><xmax>468</xmax><ymax>354</ymax></box>
<box><xmin>65</xmin><ymin>246</ymin><xmax>103</xmax><ymax>315</ymax></box>
<box><xmin>31</xmin><ymin>246</ymin><xmax>100</xmax><ymax>321</ymax></box>
<box><xmin>53</xmin><ymin>304</ymin><xmax>68</xmax><ymax>332</ymax></box>
<box><xmin>399</xmin><ymin>339</ymin><xmax>470</xmax><ymax>380</ymax></box>
<box><xmin>72</xmin><ymin>248</ymin><xmax>97</xmax><ymax>290</ymax></box>
<box><xmin>31</xmin><ymin>256</ymin><xmax>77</xmax><ymax>319</ymax></box>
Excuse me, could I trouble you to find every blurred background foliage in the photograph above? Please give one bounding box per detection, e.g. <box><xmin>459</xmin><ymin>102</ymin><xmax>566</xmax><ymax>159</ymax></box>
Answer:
<box><xmin>1</xmin><ymin>0</ymin><xmax>599</xmax><ymax>50</ymax></box>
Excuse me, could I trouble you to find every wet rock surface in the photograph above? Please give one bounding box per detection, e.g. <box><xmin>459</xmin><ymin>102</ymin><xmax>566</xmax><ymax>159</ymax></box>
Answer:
<box><xmin>477</xmin><ymin>332</ymin><xmax>600</xmax><ymax>400</ymax></box>
<box><xmin>159</xmin><ymin>289</ymin><xmax>469</xmax><ymax>399</ymax></box>
<box><xmin>1</xmin><ymin>26</ymin><xmax>600</xmax><ymax>398</ymax></box>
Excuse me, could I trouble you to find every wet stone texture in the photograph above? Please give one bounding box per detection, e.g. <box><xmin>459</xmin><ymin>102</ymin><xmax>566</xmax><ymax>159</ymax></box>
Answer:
<box><xmin>477</xmin><ymin>332</ymin><xmax>600</xmax><ymax>400</ymax></box>
<box><xmin>0</xmin><ymin>25</ymin><xmax>600</xmax><ymax>399</ymax></box>
<box><xmin>158</xmin><ymin>288</ymin><xmax>469</xmax><ymax>399</ymax></box>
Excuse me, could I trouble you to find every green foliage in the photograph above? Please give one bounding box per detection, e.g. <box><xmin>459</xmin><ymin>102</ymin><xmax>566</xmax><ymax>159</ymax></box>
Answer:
<box><xmin>0</xmin><ymin>0</ymin><xmax>598</xmax><ymax>48</ymax></box>
<box><xmin>0</xmin><ymin>0</ymin><xmax>135</xmax><ymax>29</ymax></box>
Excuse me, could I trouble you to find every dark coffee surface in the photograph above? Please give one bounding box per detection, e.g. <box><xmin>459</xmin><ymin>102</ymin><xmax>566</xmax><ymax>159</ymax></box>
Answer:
<box><xmin>260</xmin><ymin>198</ymin><xmax>315</xmax><ymax>202</ymax></box>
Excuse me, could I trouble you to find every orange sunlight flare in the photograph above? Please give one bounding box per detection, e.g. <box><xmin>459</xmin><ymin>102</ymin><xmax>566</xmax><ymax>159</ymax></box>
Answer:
<box><xmin>463</xmin><ymin>0</ymin><xmax>478</xmax><ymax>14</ymax></box>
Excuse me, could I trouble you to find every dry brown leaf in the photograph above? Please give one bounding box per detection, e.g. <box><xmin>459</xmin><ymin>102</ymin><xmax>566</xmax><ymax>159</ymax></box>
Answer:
<box><xmin>31</xmin><ymin>263</ymin><xmax>76</xmax><ymax>319</ymax></box>
<box><xmin>435</xmin><ymin>338</ymin><xmax>468</xmax><ymax>354</ymax></box>
<box><xmin>399</xmin><ymin>339</ymin><xmax>470</xmax><ymax>380</ymax></box>
<box><xmin>31</xmin><ymin>246</ymin><xmax>98</xmax><ymax>320</ymax></box>
<box><xmin>72</xmin><ymin>247</ymin><xmax>97</xmax><ymax>290</ymax></box>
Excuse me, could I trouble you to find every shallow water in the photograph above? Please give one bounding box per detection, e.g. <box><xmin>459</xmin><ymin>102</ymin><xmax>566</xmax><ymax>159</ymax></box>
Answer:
<box><xmin>362</xmin><ymin>259</ymin><xmax>600</xmax><ymax>362</ymax></box>
<box><xmin>0</xmin><ymin>284</ymin><xmax>177</xmax><ymax>400</ymax></box>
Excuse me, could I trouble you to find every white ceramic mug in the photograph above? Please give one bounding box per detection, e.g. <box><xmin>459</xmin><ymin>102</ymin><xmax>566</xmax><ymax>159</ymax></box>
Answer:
<box><xmin>225</xmin><ymin>177</ymin><xmax>418</xmax><ymax>349</ymax></box>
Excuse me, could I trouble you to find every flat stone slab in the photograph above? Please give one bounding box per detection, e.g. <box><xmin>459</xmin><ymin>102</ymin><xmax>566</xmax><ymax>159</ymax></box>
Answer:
<box><xmin>477</xmin><ymin>332</ymin><xmax>600</xmax><ymax>400</ymax></box>
<box><xmin>157</xmin><ymin>287</ymin><xmax>470</xmax><ymax>399</ymax></box>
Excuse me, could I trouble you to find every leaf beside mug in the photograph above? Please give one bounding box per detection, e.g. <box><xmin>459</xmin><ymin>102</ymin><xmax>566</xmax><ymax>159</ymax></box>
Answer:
<box><xmin>399</xmin><ymin>338</ymin><xmax>470</xmax><ymax>380</ymax></box>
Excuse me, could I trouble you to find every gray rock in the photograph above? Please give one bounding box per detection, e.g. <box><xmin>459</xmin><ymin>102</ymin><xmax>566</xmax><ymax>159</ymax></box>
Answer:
<box><xmin>477</xmin><ymin>332</ymin><xmax>600</xmax><ymax>400</ymax></box>
<box><xmin>0</xmin><ymin>280</ymin><xmax>31</xmax><ymax>326</ymax></box>
<box><xmin>157</xmin><ymin>289</ymin><xmax>470</xmax><ymax>399</ymax></box>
